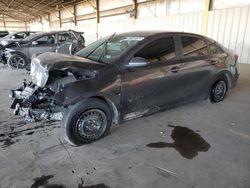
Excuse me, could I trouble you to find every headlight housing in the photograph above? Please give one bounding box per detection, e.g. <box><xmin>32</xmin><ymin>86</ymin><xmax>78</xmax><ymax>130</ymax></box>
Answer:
<box><xmin>30</xmin><ymin>58</ymin><xmax>49</xmax><ymax>87</ymax></box>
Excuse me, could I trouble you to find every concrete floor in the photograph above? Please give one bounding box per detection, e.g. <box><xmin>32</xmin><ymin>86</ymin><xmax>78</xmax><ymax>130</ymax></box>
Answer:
<box><xmin>0</xmin><ymin>64</ymin><xmax>249</xmax><ymax>188</ymax></box>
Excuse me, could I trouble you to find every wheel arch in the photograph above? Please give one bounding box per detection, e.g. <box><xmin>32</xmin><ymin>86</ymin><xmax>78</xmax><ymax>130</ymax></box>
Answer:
<box><xmin>214</xmin><ymin>70</ymin><xmax>233</xmax><ymax>90</ymax></box>
<box><xmin>89</xmin><ymin>95</ymin><xmax>120</xmax><ymax>125</ymax></box>
<box><xmin>7</xmin><ymin>51</ymin><xmax>29</xmax><ymax>62</ymax></box>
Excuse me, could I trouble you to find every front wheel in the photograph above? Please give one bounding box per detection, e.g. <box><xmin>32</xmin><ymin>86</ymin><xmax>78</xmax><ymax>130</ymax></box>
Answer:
<box><xmin>7</xmin><ymin>54</ymin><xmax>27</xmax><ymax>69</ymax></box>
<box><xmin>62</xmin><ymin>99</ymin><xmax>112</xmax><ymax>146</ymax></box>
<box><xmin>210</xmin><ymin>80</ymin><xmax>227</xmax><ymax>103</ymax></box>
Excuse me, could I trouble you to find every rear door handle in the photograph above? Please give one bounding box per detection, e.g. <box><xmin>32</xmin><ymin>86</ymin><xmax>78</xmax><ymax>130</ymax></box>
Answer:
<box><xmin>170</xmin><ymin>66</ymin><xmax>179</xmax><ymax>73</ymax></box>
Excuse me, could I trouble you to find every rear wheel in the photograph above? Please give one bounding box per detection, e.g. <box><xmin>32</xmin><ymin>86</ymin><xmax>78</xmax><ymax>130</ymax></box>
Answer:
<box><xmin>7</xmin><ymin>54</ymin><xmax>27</xmax><ymax>69</ymax></box>
<box><xmin>62</xmin><ymin>99</ymin><xmax>112</xmax><ymax>146</ymax></box>
<box><xmin>211</xmin><ymin>80</ymin><xmax>227</xmax><ymax>103</ymax></box>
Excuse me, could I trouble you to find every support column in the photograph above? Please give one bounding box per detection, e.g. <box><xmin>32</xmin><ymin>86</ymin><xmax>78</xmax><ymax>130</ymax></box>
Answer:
<box><xmin>96</xmin><ymin>0</ymin><xmax>100</xmax><ymax>23</ymax></box>
<box><xmin>48</xmin><ymin>13</ymin><xmax>51</xmax><ymax>29</ymax></box>
<box><xmin>133</xmin><ymin>0</ymin><xmax>137</xmax><ymax>19</ymax></box>
<box><xmin>25</xmin><ymin>21</ymin><xmax>27</xmax><ymax>31</ymax></box>
<box><xmin>59</xmin><ymin>10</ymin><xmax>62</xmax><ymax>28</ymax></box>
<box><xmin>40</xmin><ymin>16</ymin><xmax>43</xmax><ymax>31</ymax></box>
<box><xmin>3</xmin><ymin>17</ymin><xmax>6</xmax><ymax>30</ymax></box>
<box><xmin>73</xmin><ymin>4</ymin><xmax>77</xmax><ymax>26</ymax></box>
<box><xmin>202</xmin><ymin>0</ymin><xmax>211</xmax><ymax>35</ymax></box>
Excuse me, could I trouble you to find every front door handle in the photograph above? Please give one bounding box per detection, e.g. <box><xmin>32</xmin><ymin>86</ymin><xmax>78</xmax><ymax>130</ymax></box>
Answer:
<box><xmin>170</xmin><ymin>66</ymin><xmax>179</xmax><ymax>73</ymax></box>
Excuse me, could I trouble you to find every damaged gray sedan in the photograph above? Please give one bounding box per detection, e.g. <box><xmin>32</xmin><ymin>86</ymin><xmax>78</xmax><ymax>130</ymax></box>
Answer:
<box><xmin>1</xmin><ymin>30</ymin><xmax>85</xmax><ymax>69</ymax></box>
<box><xmin>10</xmin><ymin>31</ymin><xmax>239</xmax><ymax>146</ymax></box>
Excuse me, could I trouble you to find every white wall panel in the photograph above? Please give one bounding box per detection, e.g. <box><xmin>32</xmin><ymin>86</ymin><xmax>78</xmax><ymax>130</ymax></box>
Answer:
<box><xmin>27</xmin><ymin>1</ymin><xmax>250</xmax><ymax>64</ymax></box>
<box><xmin>207</xmin><ymin>6</ymin><xmax>250</xmax><ymax>63</ymax></box>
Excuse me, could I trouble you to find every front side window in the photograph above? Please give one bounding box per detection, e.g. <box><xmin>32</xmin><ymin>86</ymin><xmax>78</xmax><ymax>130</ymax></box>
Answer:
<box><xmin>35</xmin><ymin>34</ymin><xmax>56</xmax><ymax>45</ymax></box>
<box><xmin>76</xmin><ymin>35</ymin><xmax>145</xmax><ymax>64</ymax></box>
<box><xmin>14</xmin><ymin>32</ymin><xmax>26</xmax><ymax>39</ymax></box>
<box><xmin>181</xmin><ymin>36</ymin><xmax>208</xmax><ymax>57</ymax></box>
<box><xmin>135</xmin><ymin>36</ymin><xmax>176</xmax><ymax>64</ymax></box>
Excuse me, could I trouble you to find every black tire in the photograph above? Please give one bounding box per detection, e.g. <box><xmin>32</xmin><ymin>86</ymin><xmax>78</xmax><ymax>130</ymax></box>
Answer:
<box><xmin>210</xmin><ymin>79</ymin><xmax>227</xmax><ymax>103</ymax></box>
<box><xmin>62</xmin><ymin>99</ymin><xmax>112</xmax><ymax>146</ymax></box>
<box><xmin>7</xmin><ymin>54</ymin><xmax>27</xmax><ymax>69</ymax></box>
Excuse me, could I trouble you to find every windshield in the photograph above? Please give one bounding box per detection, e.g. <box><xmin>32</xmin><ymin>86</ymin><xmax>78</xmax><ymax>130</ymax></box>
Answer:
<box><xmin>22</xmin><ymin>32</ymin><xmax>45</xmax><ymax>42</ymax></box>
<box><xmin>75</xmin><ymin>35</ymin><xmax>145</xmax><ymax>64</ymax></box>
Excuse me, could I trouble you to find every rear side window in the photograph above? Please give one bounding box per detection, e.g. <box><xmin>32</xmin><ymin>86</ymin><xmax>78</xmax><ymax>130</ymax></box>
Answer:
<box><xmin>135</xmin><ymin>36</ymin><xmax>176</xmax><ymax>64</ymax></box>
<box><xmin>58</xmin><ymin>33</ymin><xmax>70</xmax><ymax>42</ymax></box>
<box><xmin>181</xmin><ymin>36</ymin><xmax>208</xmax><ymax>57</ymax></box>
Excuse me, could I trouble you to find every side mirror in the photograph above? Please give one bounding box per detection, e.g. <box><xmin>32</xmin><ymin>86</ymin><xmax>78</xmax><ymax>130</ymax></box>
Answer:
<box><xmin>31</xmin><ymin>41</ymin><xmax>38</xmax><ymax>45</ymax></box>
<box><xmin>11</xmin><ymin>36</ymin><xmax>15</xmax><ymax>39</ymax></box>
<box><xmin>125</xmin><ymin>57</ymin><xmax>149</xmax><ymax>68</ymax></box>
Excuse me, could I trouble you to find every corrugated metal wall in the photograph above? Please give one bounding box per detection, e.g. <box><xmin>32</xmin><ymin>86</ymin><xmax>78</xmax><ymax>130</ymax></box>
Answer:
<box><xmin>96</xmin><ymin>6</ymin><xmax>250</xmax><ymax>64</ymax></box>
<box><xmin>28</xmin><ymin>1</ymin><xmax>250</xmax><ymax>64</ymax></box>
<box><xmin>206</xmin><ymin>7</ymin><xmax>250</xmax><ymax>64</ymax></box>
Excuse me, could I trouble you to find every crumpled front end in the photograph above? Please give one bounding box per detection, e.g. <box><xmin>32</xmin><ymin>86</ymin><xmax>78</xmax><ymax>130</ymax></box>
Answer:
<box><xmin>10</xmin><ymin>80</ymin><xmax>63</xmax><ymax>122</ymax></box>
<box><xmin>10</xmin><ymin>57</ymin><xmax>63</xmax><ymax>122</ymax></box>
<box><xmin>9</xmin><ymin>53</ymin><xmax>100</xmax><ymax>122</ymax></box>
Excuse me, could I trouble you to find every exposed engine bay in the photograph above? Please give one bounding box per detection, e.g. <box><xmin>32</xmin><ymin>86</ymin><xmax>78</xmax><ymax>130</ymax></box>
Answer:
<box><xmin>10</xmin><ymin>55</ymin><xmax>98</xmax><ymax>122</ymax></box>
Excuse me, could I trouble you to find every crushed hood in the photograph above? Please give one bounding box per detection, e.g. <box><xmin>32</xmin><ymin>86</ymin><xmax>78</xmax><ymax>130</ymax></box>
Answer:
<box><xmin>34</xmin><ymin>52</ymin><xmax>105</xmax><ymax>71</ymax></box>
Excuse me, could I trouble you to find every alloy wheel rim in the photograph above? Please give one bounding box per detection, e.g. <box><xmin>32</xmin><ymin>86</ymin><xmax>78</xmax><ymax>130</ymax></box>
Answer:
<box><xmin>11</xmin><ymin>56</ymin><xmax>25</xmax><ymax>68</ymax></box>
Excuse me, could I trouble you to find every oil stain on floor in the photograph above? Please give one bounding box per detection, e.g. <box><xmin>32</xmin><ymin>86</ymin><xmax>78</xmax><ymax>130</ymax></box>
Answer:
<box><xmin>0</xmin><ymin>121</ymin><xmax>60</xmax><ymax>149</ymax></box>
<box><xmin>146</xmin><ymin>125</ymin><xmax>210</xmax><ymax>159</ymax></box>
<box><xmin>30</xmin><ymin>175</ymin><xmax>110</xmax><ymax>188</ymax></box>
<box><xmin>30</xmin><ymin>175</ymin><xmax>65</xmax><ymax>188</ymax></box>
<box><xmin>78</xmin><ymin>183</ymin><xmax>110</xmax><ymax>188</ymax></box>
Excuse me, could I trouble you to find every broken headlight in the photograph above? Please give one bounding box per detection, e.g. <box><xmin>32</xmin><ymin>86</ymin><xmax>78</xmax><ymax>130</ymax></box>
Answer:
<box><xmin>30</xmin><ymin>57</ymin><xmax>49</xmax><ymax>87</ymax></box>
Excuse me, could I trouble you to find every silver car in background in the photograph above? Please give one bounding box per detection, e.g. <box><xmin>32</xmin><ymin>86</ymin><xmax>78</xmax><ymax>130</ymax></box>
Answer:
<box><xmin>0</xmin><ymin>31</ymin><xmax>36</xmax><ymax>47</ymax></box>
<box><xmin>0</xmin><ymin>30</ymin><xmax>85</xmax><ymax>69</ymax></box>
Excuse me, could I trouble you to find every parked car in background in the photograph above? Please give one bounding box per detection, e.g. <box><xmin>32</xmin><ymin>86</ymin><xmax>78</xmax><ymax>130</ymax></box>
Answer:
<box><xmin>0</xmin><ymin>31</ymin><xmax>9</xmax><ymax>38</ymax></box>
<box><xmin>9</xmin><ymin>31</ymin><xmax>239</xmax><ymax>146</ymax></box>
<box><xmin>0</xmin><ymin>31</ymin><xmax>36</xmax><ymax>47</ymax></box>
<box><xmin>0</xmin><ymin>30</ymin><xmax>85</xmax><ymax>69</ymax></box>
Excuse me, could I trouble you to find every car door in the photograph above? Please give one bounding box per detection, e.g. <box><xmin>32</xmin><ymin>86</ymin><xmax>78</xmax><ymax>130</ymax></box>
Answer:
<box><xmin>175</xmin><ymin>34</ymin><xmax>216</xmax><ymax>101</ymax></box>
<box><xmin>28</xmin><ymin>34</ymin><xmax>57</xmax><ymax>58</ymax></box>
<box><xmin>71</xmin><ymin>31</ymin><xmax>85</xmax><ymax>54</ymax></box>
<box><xmin>121</xmin><ymin>35</ymin><xmax>183</xmax><ymax>120</ymax></box>
<box><xmin>56</xmin><ymin>31</ymin><xmax>72</xmax><ymax>55</ymax></box>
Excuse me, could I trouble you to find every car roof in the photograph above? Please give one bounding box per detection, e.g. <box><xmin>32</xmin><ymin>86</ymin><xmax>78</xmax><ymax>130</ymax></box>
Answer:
<box><xmin>21</xmin><ymin>30</ymin><xmax>75</xmax><ymax>42</ymax></box>
<box><xmin>115</xmin><ymin>30</ymin><xmax>214</xmax><ymax>42</ymax></box>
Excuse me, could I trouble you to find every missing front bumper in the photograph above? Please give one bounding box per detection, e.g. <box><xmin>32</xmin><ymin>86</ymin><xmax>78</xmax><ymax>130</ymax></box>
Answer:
<box><xmin>11</xmin><ymin>100</ymin><xmax>63</xmax><ymax>122</ymax></box>
<box><xmin>10</xmin><ymin>82</ymin><xmax>63</xmax><ymax>122</ymax></box>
